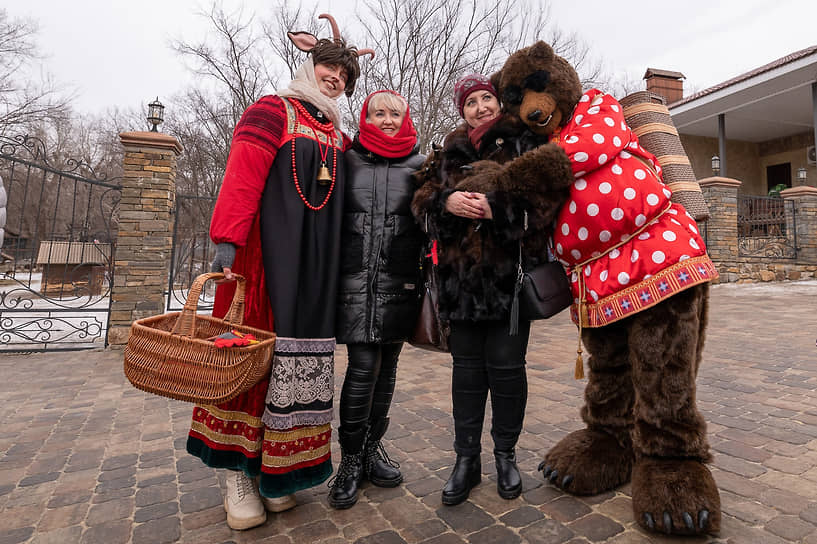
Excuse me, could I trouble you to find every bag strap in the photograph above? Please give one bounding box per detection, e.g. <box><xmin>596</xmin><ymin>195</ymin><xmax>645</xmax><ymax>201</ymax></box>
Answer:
<box><xmin>509</xmin><ymin>210</ymin><xmax>528</xmax><ymax>336</ymax></box>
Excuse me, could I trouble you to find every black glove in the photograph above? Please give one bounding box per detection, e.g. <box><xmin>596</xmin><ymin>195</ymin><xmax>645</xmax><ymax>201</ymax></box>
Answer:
<box><xmin>211</xmin><ymin>243</ymin><xmax>236</xmax><ymax>273</ymax></box>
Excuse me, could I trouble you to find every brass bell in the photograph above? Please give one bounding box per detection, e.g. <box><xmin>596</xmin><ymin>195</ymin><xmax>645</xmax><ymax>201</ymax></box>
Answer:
<box><xmin>316</xmin><ymin>162</ymin><xmax>332</xmax><ymax>185</ymax></box>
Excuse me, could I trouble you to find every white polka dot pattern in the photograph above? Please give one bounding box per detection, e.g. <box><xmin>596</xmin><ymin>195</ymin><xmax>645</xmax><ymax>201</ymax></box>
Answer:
<box><xmin>551</xmin><ymin>89</ymin><xmax>711</xmax><ymax>308</ymax></box>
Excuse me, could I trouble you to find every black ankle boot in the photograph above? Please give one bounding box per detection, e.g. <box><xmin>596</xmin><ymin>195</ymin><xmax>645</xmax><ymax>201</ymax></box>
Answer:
<box><xmin>364</xmin><ymin>418</ymin><xmax>402</xmax><ymax>487</ymax></box>
<box><xmin>442</xmin><ymin>454</ymin><xmax>481</xmax><ymax>505</ymax></box>
<box><xmin>328</xmin><ymin>427</ymin><xmax>366</xmax><ymax>509</ymax></box>
<box><xmin>494</xmin><ymin>449</ymin><xmax>522</xmax><ymax>499</ymax></box>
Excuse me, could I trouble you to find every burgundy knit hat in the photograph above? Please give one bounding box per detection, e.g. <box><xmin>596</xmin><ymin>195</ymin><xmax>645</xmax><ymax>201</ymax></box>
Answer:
<box><xmin>453</xmin><ymin>73</ymin><xmax>497</xmax><ymax>117</ymax></box>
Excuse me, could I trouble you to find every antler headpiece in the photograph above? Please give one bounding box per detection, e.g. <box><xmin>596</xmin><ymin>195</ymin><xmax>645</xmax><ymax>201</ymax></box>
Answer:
<box><xmin>287</xmin><ymin>13</ymin><xmax>375</xmax><ymax>59</ymax></box>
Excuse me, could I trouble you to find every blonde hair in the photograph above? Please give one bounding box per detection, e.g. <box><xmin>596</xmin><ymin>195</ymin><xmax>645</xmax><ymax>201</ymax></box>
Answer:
<box><xmin>366</xmin><ymin>92</ymin><xmax>408</xmax><ymax>120</ymax></box>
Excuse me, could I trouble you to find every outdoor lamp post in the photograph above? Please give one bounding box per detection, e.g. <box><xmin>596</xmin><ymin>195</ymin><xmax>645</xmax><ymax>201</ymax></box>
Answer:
<box><xmin>711</xmin><ymin>155</ymin><xmax>720</xmax><ymax>177</ymax></box>
<box><xmin>147</xmin><ymin>98</ymin><xmax>165</xmax><ymax>132</ymax></box>
<box><xmin>797</xmin><ymin>167</ymin><xmax>807</xmax><ymax>186</ymax></box>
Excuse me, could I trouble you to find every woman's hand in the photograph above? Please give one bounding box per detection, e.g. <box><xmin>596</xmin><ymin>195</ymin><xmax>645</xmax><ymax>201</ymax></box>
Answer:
<box><xmin>445</xmin><ymin>191</ymin><xmax>486</xmax><ymax>219</ymax></box>
<box><xmin>470</xmin><ymin>193</ymin><xmax>493</xmax><ymax>219</ymax></box>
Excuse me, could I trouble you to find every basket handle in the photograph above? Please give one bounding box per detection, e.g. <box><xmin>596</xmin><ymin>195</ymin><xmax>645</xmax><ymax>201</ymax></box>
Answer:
<box><xmin>170</xmin><ymin>272</ymin><xmax>246</xmax><ymax>337</ymax></box>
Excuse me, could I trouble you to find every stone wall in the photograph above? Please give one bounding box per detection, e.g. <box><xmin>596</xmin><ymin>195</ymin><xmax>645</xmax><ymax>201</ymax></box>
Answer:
<box><xmin>699</xmin><ymin>177</ymin><xmax>817</xmax><ymax>284</ymax></box>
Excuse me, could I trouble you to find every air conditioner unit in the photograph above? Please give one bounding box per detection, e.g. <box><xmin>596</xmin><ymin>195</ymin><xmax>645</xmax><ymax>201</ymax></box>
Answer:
<box><xmin>809</xmin><ymin>145</ymin><xmax>817</xmax><ymax>165</ymax></box>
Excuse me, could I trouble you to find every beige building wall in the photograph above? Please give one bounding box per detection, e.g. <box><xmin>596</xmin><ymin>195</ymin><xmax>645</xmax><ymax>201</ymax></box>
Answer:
<box><xmin>758</xmin><ymin>131</ymin><xmax>816</xmax><ymax>188</ymax></box>
<box><xmin>680</xmin><ymin>135</ymin><xmax>762</xmax><ymax>194</ymax></box>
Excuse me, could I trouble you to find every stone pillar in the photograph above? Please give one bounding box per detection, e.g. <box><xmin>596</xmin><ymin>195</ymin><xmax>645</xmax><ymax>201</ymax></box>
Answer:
<box><xmin>109</xmin><ymin>132</ymin><xmax>183</xmax><ymax>345</ymax></box>
<box><xmin>699</xmin><ymin>176</ymin><xmax>742</xmax><ymax>281</ymax></box>
<box><xmin>781</xmin><ymin>185</ymin><xmax>817</xmax><ymax>265</ymax></box>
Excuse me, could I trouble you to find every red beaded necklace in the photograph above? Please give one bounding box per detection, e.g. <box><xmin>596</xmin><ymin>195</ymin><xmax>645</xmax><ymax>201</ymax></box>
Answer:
<box><xmin>290</xmin><ymin>99</ymin><xmax>338</xmax><ymax>211</ymax></box>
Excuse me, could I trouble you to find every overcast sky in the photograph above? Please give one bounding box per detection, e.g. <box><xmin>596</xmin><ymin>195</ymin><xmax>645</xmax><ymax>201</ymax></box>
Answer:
<box><xmin>13</xmin><ymin>0</ymin><xmax>817</xmax><ymax>116</ymax></box>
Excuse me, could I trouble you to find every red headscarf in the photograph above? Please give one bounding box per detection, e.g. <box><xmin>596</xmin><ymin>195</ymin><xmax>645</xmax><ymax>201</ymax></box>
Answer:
<box><xmin>357</xmin><ymin>90</ymin><xmax>418</xmax><ymax>159</ymax></box>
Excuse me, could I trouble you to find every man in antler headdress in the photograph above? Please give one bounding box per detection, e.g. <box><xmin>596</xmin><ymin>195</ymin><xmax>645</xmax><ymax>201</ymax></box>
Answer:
<box><xmin>185</xmin><ymin>14</ymin><xmax>373</xmax><ymax>530</ymax></box>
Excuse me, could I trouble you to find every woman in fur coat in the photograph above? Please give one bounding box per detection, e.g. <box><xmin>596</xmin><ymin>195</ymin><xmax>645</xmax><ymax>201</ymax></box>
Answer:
<box><xmin>411</xmin><ymin>74</ymin><xmax>572</xmax><ymax>506</ymax></box>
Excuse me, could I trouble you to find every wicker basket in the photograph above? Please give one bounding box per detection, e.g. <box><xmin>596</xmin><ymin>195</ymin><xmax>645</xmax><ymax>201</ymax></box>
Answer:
<box><xmin>124</xmin><ymin>272</ymin><xmax>275</xmax><ymax>404</ymax></box>
<box><xmin>620</xmin><ymin>91</ymin><xmax>710</xmax><ymax>222</ymax></box>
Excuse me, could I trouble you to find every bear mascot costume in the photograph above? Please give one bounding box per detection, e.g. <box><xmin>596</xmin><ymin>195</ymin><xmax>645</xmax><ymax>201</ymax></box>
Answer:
<box><xmin>451</xmin><ymin>41</ymin><xmax>721</xmax><ymax>536</ymax></box>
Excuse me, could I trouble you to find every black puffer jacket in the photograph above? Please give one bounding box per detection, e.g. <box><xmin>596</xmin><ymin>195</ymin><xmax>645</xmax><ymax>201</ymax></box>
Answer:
<box><xmin>411</xmin><ymin>115</ymin><xmax>572</xmax><ymax>322</ymax></box>
<box><xmin>336</xmin><ymin>138</ymin><xmax>426</xmax><ymax>344</ymax></box>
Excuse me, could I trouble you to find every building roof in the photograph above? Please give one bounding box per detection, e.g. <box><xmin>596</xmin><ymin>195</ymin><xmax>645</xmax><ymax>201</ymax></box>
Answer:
<box><xmin>669</xmin><ymin>45</ymin><xmax>817</xmax><ymax>142</ymax></box>
<box><xmin>672</xmin><ymin>45</ymin><xmax>817</xmax><ymax>107</ymax></box>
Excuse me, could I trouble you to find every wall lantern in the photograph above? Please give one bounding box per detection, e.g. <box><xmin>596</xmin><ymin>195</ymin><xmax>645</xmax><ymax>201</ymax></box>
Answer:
<box><xmin>147</xmin><ymin>97</ymin><xmax>165</xmax><ymax>132</ymax></box>
<box><xmin>711</xmin><ymin>155</ymin><xmax>720</xmax><ymax>176</ymax></box>
<box><xmin>797</xmin><ymin>167</ymin><xmax>807</xmax><ymax>186</ymax></box>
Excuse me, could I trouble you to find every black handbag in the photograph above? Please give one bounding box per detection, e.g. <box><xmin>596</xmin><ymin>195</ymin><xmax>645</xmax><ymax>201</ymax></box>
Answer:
<box><xmin>509</xmin><ymin>212</ymin><xmax>573</xmax><ymax>334</ymax></box>
<box><xmin>409</xmin><ymin>217</ymin><xmax>449</xmax><ymax>352</ymax></box>
<box><xmin>409</xmin><ymin>259</ymin><xmax>449</xmax><ymax>352</ymax></box>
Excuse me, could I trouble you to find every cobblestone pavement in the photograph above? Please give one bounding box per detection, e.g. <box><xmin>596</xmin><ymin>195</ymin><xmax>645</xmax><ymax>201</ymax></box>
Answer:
<box><xmin>1</xmin><ymin>281</ymin><xmax>817</xmax><ymax>544</ymax></box>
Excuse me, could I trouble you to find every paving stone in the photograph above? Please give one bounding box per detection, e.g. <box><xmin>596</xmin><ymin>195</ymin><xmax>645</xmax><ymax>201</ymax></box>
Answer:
<box><xmin>37</xmin><ymin>502</ymin><xmax>89</xmax><ymax>532</ymax></box>
<box><xmin>134</xmin><ymin>500</ymin><xmax>179</xmax><ymax>522</ymax></box>
<box><xmin>416</xmin><ymin>534</ymin><xmax>466</xmax><ymax>544</ymax></box>
<box><xmin>100</xmin><ymin>454</ymin><xmax>138</xmax><ymax>472</ymax></box>
<box><xmin>499</xmin><ymin>505</ymin><xmax>545</xmax><ymax>527</ymax></box>
<box><xmin>29</xmin><ymin>526</ymin><xmax>83</xmax><ymax>544</ymax></box>
<box><xmin>134</xmin><ymin>482</ymin><xmax>177</xmax><ymax>507</ymax></box>
<box><xmin>0</xmin><ymin>527</ymin><xmax>35</xmax><ymax>544</ymax></box>
<box><xmin>131</xmin><ymin>516</ymin><xmax>181</xmax><ymax>544</ymax></box>
<box><xmin>98</xmin><ymin>466</ymin><xmax>138</xmax><ymax>482</ymax></box>
<box><xmin>179</xmin><ymin>486</ymin><xmax>223</xmax><ymax>513</ymax></box>
<box><xmin>354</xmin><ymin>530</ymin><xmax>407</xmax><ymax>544</ymax></box>
<box><xmin>540</xmin><ymin>496</ymin><xmax>593</xmax><ymax>523</ymax></box>
<box><xmin>435</xmin><ymin>502</ymin><xmax>494</xmax><ymax>534</ymax></box>
<box><xmin>79</xmin><ymin>519</ymin><xmax>131</xmax><ymax>544</ymax></box>
<box><xmin>400</xmin><ymin>519</ymin><xmax>448</xmax><ymax>542</ymax></box>
<box><xmin>137</xmin><ymin>473</ymin><xmax>176</xmax><ymax>488</ymax></box>
<box><xmin>19</xmin><ymin>472</ymin><xmax>61</xmax><ymax>487</ymax></box>
<box><xmin>518</xmin><ymin>518</ymin><xmax>575</xmax><ymax>544</ymax></box>
<box><xmin>46</xmin><ymin>491</ymin><xmax>92</xmax><ymax>508</ymax></box>
<box><xmin>765</xmin><ymin>514</ymin><xmax>815</xmax><ymax>541</ymax></box>
<box><xmin>467</xmin><ymin>524</ymin><xmax>521</xmax><ymax>544</ymax></box>
<box><xmin>566</xmin><ymin>513</ymin><xmax>624</xmax><ymax>542</ymax></box>
<box><xmin>86</xmin><ymin>498</ymin><xmax>135</xmax><ymax>526</ymax></box>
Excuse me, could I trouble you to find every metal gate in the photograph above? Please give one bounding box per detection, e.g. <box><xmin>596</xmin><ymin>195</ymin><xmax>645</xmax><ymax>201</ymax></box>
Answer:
<box><xmin>737</xmin><ymin>195</ymin><xmax>797</xmax><ymax>259</ymax></box>
<box><xmin>166</xmin><ymin>194</ymin><xmax>217</xmax><ymax>311</ymax></box>
<box><xmin>0</xmin><ymin>135</ymin><xmax>121</xmax><ymax>351</ymax></box>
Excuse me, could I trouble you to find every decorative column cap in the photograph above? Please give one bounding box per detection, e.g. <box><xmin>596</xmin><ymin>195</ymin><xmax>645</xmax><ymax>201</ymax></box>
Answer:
<box><xmin>780</xmin><ymin>185</ymin><xmax>817</xmax><ymax>198</ymax></box>
<box><xmin>698</xmin><ymin>176</ymin><xmax>742</xmax><ymax>189</ymax></box>
<box><xmin>119</xmin><ymin>131</ymin><xmax>182</xmax><ymax>155</ymax></box>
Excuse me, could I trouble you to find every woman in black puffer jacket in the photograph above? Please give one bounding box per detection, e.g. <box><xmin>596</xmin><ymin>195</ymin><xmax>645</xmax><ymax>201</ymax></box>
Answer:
<box><xmin>330</xmin><ymin>90</ymin><xmax>425</xmax><ymax>509</ymax></box>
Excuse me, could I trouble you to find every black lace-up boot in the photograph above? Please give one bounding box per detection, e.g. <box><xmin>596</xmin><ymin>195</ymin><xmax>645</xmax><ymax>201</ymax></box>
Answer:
<box><xmin>328</xmin><ymin>426</ymin><xmax>366</xmax><ymax>509</ymax></box>
<box><xmin>363</xmin><ymin>417</ymin><xmax>402</xmax><ymax>487</ymax></box>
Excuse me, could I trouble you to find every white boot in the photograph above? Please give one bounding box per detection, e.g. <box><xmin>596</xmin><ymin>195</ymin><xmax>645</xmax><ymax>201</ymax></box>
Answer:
<box><xmin>261</xmin><ymin>494</ymin><xmax>297</xmax><ymax>513</ymax></box>
<box><xmin>224</xmin><ymin>470</ymin><xmax>266</xmax><ymax>530</ymax></box>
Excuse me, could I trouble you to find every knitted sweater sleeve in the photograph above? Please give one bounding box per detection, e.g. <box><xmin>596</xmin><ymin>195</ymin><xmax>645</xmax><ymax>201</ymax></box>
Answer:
<box><xmin>209</xmin><ymin>96</ymin><xmax>286</xmax><ymax>246</ymax></box>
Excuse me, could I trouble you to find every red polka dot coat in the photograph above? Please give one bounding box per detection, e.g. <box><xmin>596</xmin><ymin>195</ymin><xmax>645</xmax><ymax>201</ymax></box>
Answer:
<box><xmin>552</xmin><ymin>89</ymin><xmax>718</xmax><ymax>327</ymax></box>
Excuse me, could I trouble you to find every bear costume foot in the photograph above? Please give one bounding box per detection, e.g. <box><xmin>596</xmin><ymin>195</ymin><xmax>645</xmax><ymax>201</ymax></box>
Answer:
<box><xmin>538</xmin><ymin>429</ymin><xmax>633</xmax><ymax>495</ymax></box>
<box><xmin>632</xmin><ymin>457</ymin><xmax>721</xmax><ymax>536</ymax></box>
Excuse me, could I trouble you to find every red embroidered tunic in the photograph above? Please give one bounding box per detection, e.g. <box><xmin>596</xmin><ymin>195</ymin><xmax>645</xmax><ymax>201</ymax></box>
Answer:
<box><xmin>552</xmin><ymin>89</ymin><xmax>718</xmax><ymax>327</ymax></box>
<box><xmin>188</xmin><ymin>95</ymin><xmax>351</xmax><ymax>497</ymax></box>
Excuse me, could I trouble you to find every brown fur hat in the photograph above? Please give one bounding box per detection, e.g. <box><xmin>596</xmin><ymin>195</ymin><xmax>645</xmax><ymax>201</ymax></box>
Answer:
<box><xmin>490</xmin><ymin>41</ymin><xmax>583</xmax><ymax>136</ymax></box>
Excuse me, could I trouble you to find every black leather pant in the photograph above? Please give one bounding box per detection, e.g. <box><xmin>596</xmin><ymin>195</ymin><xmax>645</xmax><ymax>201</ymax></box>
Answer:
<box><xmin>449</xmin><ymin>320</ymin><xmax>530</xmax><ymax>456</ymax></box>
<box><xmin>338</xmin><ymin>342</ymin><xmax>402</xmax><ymax>452</ymax></box>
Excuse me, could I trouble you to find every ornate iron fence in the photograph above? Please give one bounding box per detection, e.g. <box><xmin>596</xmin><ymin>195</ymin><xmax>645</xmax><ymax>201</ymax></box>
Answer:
<box><xmin>0</xmin><ymin>135</ymin><xmax>121</xmax><ymax>351</ymax></box>
<box><xmin>166</xmin><ymin>194</ymin><xmax>217</xmax><ymax>311</ymax></box>
<box><xmin>737</xmin><ymin>195</ymin><xmax>797</xmax><ymax>259</ymax></box>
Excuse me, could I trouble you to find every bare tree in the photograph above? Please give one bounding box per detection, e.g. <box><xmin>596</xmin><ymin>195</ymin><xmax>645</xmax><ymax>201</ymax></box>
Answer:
<box><xmin>346</xmin><ymin>0</ymin><xmax>607</xmax><ymax>149</ymax></box>
<box><xmin>167</xmin><ymin>0</ymin><xmax>619</xmax><ymax>193</ymax></box>
<box><xmin>0</xmin><ymin>9</ymin><xmax>70</xmax><ymax>134</ymax></box>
